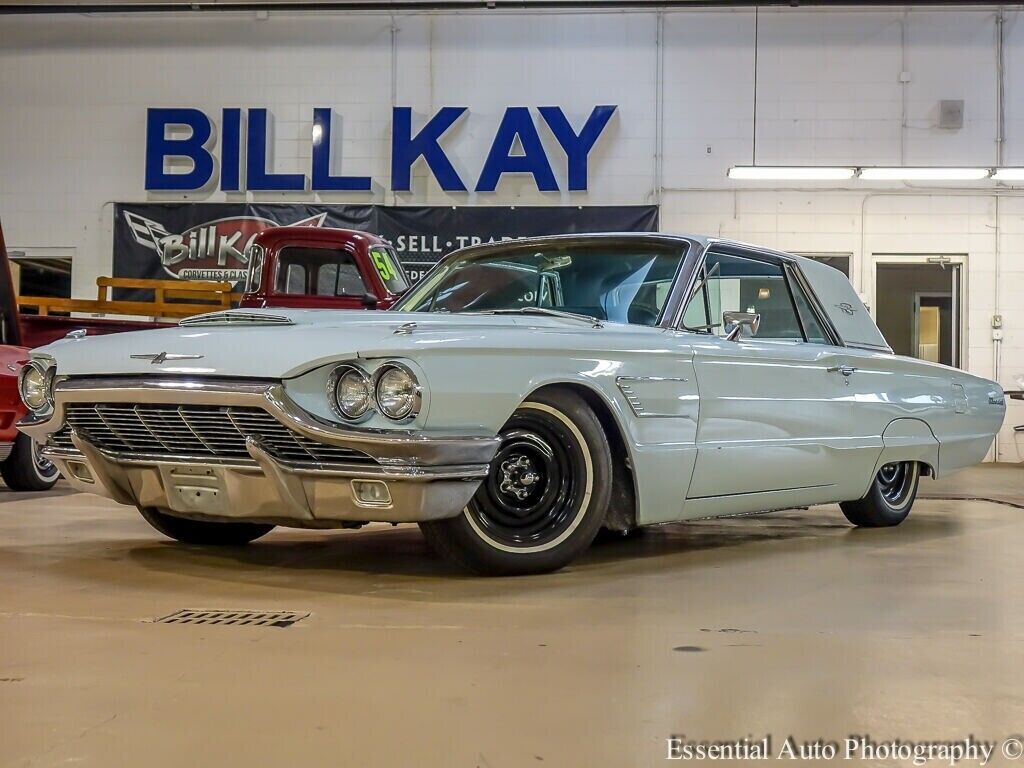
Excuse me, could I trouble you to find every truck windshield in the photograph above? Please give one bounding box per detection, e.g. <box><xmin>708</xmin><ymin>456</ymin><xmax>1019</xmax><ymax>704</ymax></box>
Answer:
<box><xmin>394</xmin><ymin>241</ymin><xmax>686</xmax><ymax>326</ymax></box>
<box><xmin>368</xmin><ymin>246</ymin><xmax>410</xmax><ymax>295</ymax></box>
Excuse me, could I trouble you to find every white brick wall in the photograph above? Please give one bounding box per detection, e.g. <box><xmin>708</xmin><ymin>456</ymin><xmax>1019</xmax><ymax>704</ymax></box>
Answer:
<box><xmin>1</xmin><ymin>7</ymin><xmax>1023</xmax><ymax>458</ymax></box>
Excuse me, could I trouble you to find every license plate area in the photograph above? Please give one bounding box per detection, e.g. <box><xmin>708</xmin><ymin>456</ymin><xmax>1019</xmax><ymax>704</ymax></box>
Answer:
<box><xmin>160</xmin><ymin>465</ymin><xmax>229</xmax><ymax>516</ymax></box>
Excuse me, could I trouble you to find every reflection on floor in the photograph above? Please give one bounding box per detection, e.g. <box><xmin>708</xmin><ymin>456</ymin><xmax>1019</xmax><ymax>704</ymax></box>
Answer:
<box><xmin>1</xmin><ymin>465</ymin><xmax>1021</xmax><ymax>766</ymax></box>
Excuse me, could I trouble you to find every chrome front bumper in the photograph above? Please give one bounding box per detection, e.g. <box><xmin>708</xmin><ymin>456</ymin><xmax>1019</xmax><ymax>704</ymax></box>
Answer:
<box><xmin>20</xmin><ymin>378</ymin><xmax>498</xmax><ymax>526</ymax></box>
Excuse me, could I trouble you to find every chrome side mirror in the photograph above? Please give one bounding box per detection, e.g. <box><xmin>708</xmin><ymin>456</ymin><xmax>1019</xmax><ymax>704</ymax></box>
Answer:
<box><xmin>723</xmin><ymin>311</ymin><xmax>760</xmax><ymax>342</ymax></box>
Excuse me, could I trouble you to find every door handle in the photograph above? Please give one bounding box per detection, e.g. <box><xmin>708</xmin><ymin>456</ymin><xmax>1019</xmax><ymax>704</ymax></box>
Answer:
<box><xmin>827</xmin><ymin>365</ymin><xmax>857</xmax><ymax>377</ymax></box>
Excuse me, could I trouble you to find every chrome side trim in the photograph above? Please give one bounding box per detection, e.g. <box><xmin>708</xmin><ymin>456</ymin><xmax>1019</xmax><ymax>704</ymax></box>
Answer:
<box><xmin>845</xmin><ymin>341</ymin><xmax>895</xmax><ymax>353</ymax></box>
<box><xmin>616</xmin><ymin>380</ymin><xmax>646</xmax><ymax>416</ymax></box>
<box><xmin>21</xmin><ymin>377</ymin><xmax>499</xmax><ymax>468</ymax></box>
<box><xmin>615</xmin><ymin>376</ymin><xmax>692</xmax><ymax>418</ymax></box>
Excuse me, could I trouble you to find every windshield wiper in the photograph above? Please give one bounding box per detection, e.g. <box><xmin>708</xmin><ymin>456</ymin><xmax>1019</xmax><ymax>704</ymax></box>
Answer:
<box><xmin>472</xmin><ymin>307</ymin><xmax>604</xmax><ymax>328</ymax></box>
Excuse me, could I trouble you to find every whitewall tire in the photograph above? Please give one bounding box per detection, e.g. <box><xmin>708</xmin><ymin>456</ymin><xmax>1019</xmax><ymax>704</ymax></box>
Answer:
<box><xmin>840</xmin><ymin>461</ymin><xmax>921</xmax><ymax>527</ymax></box>
<box><xmin>420</xmin><ymin>388</ymin><xmax>612</xmax><ymax>575</ymax></box>
<box><xmin>1</xmin><ymin>434</ymin><xmax>59</xmax><ymax>492</ymax></box>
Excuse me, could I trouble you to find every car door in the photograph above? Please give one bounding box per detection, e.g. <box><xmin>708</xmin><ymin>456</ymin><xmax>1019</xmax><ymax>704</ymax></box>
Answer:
<box><xmin>680</xmin><ymin>247</ymin><xmax>860</xmax><ymax>514</ymax></box>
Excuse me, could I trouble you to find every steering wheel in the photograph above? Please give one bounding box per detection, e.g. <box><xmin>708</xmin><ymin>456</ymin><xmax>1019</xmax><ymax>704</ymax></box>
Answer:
<box><xmin>627</xmin><ymin>305</ymin><xmax>660</xmax><ymax>326</ymax></box>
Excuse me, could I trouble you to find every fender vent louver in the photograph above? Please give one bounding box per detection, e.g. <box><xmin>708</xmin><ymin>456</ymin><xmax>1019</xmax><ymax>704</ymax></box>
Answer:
<box><xmin>179</xmin><ymin>311</ymin><xmax>294</xmax><ymax>327</ymax></box>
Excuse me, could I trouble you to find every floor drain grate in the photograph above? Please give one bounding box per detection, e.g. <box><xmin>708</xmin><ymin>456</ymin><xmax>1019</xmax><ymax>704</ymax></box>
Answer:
<box><xmin>153</xmin><ymin>610</ymin><xmax>309</xmax><ymax>628</ymax></box>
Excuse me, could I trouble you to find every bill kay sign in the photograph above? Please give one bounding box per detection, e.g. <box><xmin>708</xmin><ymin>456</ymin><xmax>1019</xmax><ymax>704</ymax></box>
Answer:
<box><xmin>145</xmin><ymin>106</ymin><xmax>617</xmax><ymax>193</ymax></box>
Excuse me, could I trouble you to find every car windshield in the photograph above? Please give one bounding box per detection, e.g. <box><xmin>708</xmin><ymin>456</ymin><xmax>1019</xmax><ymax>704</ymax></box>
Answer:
<box><xmin>393</xmin><ymin>241</ymin><xmax>687</xmax><ymax>326</ymax></box>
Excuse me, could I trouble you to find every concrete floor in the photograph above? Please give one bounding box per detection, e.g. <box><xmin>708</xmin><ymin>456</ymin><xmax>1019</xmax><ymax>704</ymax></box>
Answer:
<box><xmin>1</xmin><ymin>466</ymin><xmax>1022</xmax><ymax>767</ymax></box>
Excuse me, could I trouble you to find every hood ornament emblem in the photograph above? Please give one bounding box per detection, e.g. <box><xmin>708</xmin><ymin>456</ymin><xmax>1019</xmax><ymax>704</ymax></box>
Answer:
<box><xmin>131</xmin><ymin>352</ymin><xmax>204</xmax><ymax>365</ymax></box>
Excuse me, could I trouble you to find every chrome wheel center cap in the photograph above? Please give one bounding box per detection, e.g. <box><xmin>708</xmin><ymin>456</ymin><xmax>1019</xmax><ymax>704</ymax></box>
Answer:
<box><xmin>499</xmin><ymin>455</ymin><xmax>539</xmax><ymax>501</ymax></box>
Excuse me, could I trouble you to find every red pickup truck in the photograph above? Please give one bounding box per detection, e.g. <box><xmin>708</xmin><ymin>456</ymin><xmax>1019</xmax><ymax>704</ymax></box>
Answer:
<box><xmin>238</xmin><ymin>226</ymin><xmax>409</xmax><ymax>311</ymax></box>
<box><xmin>0</xmin><ymin>222</ymin><xmax>63</xmax><ymax>489</ymax></box>
<box><xmin>15</xmin><ymin>226</ymin><xmax>411</xmax><ymax>348</ymax></box>
<box><xmin>0</xmin><ymin>221</ymin><xmax>412</xmax><ymax>489</ymax></box>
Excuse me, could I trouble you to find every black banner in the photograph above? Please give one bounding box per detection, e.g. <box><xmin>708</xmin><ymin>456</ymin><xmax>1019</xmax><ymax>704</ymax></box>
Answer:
<box><xmin>373</xmin><ymin>205</ymin><xmax>659</xmax><ymax>282</ymax></box>
<box><xmin>113</xmin><ymin>202</ymin><xmax>659</xmax><ymax>293</ymax></box>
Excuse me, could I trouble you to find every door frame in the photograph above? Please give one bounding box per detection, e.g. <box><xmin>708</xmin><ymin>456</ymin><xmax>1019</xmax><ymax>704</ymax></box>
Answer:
<box><xmin>912</xmin><ymin>290</ymin><xmax>955</xmax><ymax>366</ymax></box>
<box><xmin>869</xmin><ymin>253</ymin><xmax>967</xmax><ymax>370</ymax></box>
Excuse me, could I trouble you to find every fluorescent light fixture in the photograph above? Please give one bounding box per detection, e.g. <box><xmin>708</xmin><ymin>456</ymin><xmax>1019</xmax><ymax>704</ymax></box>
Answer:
<box><xmin>992</xmin><ymin>168</ymin><xmax>1024</xmax><ymax>181</ymax></box>
<box><xmin>727</xmin><ymin>166</ymin><xmax>856</xmax><ymax>181</ymax></box>
<box><xmin>859</xmin><ymin>167</ymin><xmax>990</xmax><ymax>181</ymax></box>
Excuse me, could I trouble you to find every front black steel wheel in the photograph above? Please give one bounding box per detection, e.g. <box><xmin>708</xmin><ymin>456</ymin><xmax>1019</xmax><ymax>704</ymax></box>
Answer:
<box><xmin>1</xmin><ymin>434</ymin><xmax>59</xmax><ymax>492</ymax></box>
<box><xmin>841</xmin><ymin>461</ymin><xmax>921</xmax><ymax>527</ymax></box>
<box><xmin>420</xmin><ymin>389</ymin><xmax>612</xmax><ymax>575</ymax></box>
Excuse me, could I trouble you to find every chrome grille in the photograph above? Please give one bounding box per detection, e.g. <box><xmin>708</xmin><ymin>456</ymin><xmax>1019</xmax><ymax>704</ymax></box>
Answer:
<box><xmin>50</xmin><ymin>404</ymin><xmax>375</xmax><ymax>465</ymax></box>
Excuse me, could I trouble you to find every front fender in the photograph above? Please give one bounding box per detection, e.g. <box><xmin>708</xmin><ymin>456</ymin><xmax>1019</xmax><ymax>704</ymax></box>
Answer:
<box><xmin>412</xmin><ymin>346</ymin><xmax>699</xmax><ymax>526</ymax></box>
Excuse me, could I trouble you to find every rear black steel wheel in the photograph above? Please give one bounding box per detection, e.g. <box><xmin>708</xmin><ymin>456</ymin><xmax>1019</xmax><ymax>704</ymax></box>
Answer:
<box><xmin>138</xmin><ymin>507</ymin><xmax>274</xmax><ymax>545</ymax></box>
<box><xmin>420</xmin><ymin>389</ymin><xmax>611</xmax><ymax>575</ymax></box>
<box><xmin>840</xmin><ymin>461</ymin><xmax>921</xmax><ymax>527</ymax></box>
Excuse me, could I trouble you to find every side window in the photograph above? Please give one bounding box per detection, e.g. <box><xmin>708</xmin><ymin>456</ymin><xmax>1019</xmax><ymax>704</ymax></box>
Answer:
<box><xmin>244</xmin><ymin>244</ymin><xmax>264</xmax><ymax>293</ymax></box>
<box><xmin>683</xmin><ymin>251</ymin><xmax>804</xmax><ymax>340</ymax></box>
<box><xmin>787</xmin><ymin>268</ymin><xmax>830</xmax><ymax>344</ymax></box>
<box><xmin>315</xmin><ymin>262</ymin><xmax>366</xmax><ymax>296</ymax></box>
<box><xmin>317</xmin><ymin>263</ymin><xmax>338</xmax><ymax>295</ymax></box>
<box><xmin>681</xmin><ymin>266</ymin><xmax>712</xmax><ymax>329</ymax></box>
<box><xmin>336</xmin><ymin>263</ymin><xmax>367</xmax><ymax>296</ymax></box>
<box><xmin>284</xmin><ymin>263</ymin><xmax>306</xmax><ymax>294</ymax></box>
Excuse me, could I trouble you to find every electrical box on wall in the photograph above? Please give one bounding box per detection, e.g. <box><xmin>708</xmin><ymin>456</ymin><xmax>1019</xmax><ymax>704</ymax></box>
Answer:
<box><xmin>939</xmin><ymin>100</ymin><xmax>965</xmax><ymax>130</ymax></box>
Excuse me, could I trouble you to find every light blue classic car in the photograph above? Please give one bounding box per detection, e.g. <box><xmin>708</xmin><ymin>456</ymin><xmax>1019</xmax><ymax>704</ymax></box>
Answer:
<box><xmin>18</xmin><ymin>234</ymin><xmax>1006</xmax><ymax>574</ymax></box>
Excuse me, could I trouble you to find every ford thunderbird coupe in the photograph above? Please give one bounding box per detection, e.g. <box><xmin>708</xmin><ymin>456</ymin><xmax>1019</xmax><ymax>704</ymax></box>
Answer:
<box><xmin>18</xmin><ymin>234</ymin><xmax>1005</xmax><ymax>574</ymax></box>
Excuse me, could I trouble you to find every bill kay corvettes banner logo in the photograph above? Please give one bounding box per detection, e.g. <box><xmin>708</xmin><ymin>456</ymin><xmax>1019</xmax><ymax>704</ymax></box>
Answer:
<box><xmin>122</xmin><ymin>209</ymin><xmax>327</xmax><ymax>282</ymax></box>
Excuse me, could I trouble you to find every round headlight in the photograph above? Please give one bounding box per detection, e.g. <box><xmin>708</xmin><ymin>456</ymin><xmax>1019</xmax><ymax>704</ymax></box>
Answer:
<box><xmin>374</xmin><ymin>364</ymin><xmax>421</xmax><ymax>421</ymax></box>
<box><xmin>18</xmin><ymin>362</ymin><xmax>49</xmax><ymax>413</ymax></box>
<box><xmin>331</xmin><ymin>365</ymin><xmax>372</xmax><ymax>420</ymax></box>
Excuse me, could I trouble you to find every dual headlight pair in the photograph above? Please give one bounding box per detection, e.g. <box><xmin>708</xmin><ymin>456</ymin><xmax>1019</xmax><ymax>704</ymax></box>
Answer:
<box><xmin>18</xmin><ymin>360</ymin><xmax>56</xmax><ymax>414</ymax></box>
<box><xmin>330</xmin><ymin>362</ymin><xmax>421</xmax><ymax>423</ymax></box>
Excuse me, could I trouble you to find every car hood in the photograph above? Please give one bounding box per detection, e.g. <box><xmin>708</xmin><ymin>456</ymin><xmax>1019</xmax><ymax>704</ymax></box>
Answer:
<box><xmin>34</xmin><ymin>309</ymin><xmax>639</xmax><ymax>379</ymax></box>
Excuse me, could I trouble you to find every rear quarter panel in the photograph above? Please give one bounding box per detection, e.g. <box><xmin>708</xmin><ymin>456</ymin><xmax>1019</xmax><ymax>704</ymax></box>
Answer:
<box><xmin>840</xmin><ymin>347</ymin><xmax>1004</xmax><ymax>483</ymax></box>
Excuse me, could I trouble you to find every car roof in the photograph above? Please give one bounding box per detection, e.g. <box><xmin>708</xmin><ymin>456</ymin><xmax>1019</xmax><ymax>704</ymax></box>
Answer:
<box><xmin>444</xmin><ymin>232</ymin><xmax>707</xmax><ymax>259</ymax></box>
<box><xmin>442</xmin><ymin>232</ymin><xmax>833</xmax><ymax>270</ymax></box>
